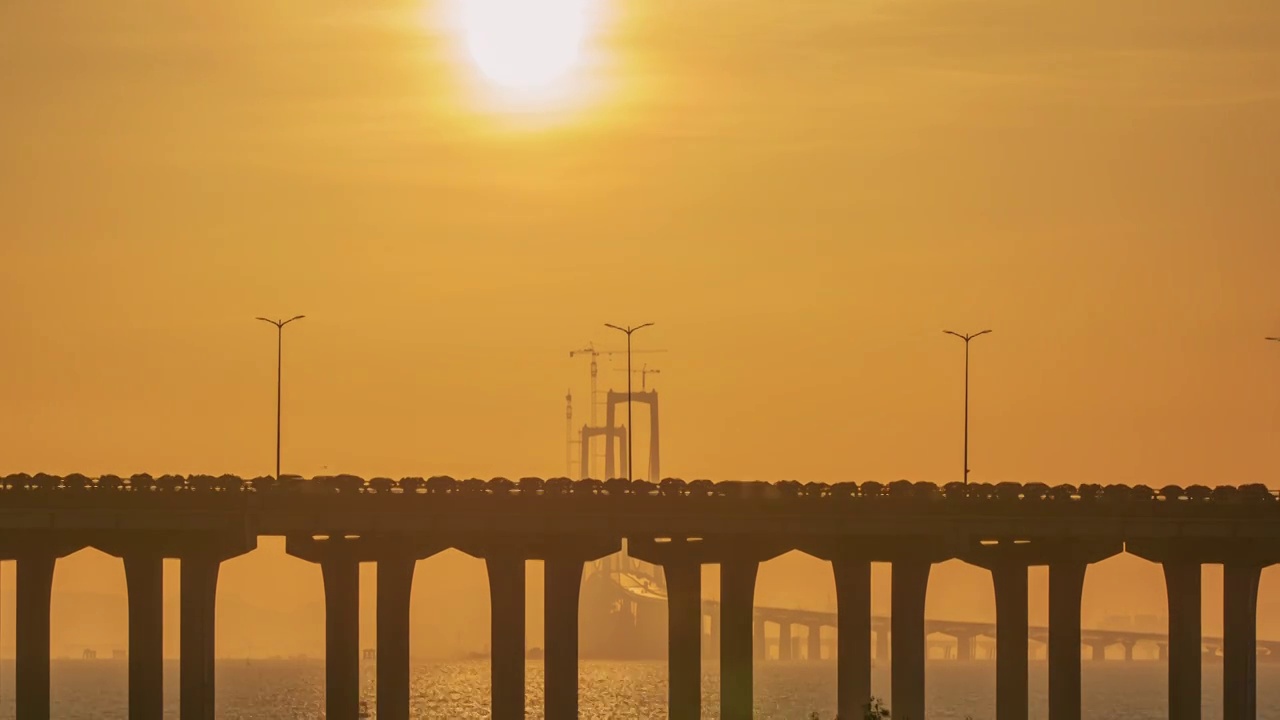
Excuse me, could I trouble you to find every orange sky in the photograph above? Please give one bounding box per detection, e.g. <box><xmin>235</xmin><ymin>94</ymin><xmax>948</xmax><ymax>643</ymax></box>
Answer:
<box><xmin>1</xmin><ymin>0</ymin><xmax>1279</xmax><ymax>665</ymax></box>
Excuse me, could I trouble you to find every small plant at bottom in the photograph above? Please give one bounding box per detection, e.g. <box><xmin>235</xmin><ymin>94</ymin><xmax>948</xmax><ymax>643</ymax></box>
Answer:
<box><xmin>864</xmin><ymin>697</ymin><xmax>892</xmax><ymax>719</ymax></box>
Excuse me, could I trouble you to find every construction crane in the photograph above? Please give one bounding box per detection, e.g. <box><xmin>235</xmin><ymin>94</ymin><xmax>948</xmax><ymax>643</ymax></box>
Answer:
<box><xmin>614</xmin><ymin>363</ymin><xmax>661</xmax><ymax>391</ymax></box>
<box><xmin>569</xmin><ymin>342</ymin><xmax>665</xmax><ymax>477</ymax></box>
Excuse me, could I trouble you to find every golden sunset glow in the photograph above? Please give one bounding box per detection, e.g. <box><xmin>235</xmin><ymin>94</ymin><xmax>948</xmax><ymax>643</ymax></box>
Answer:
<box><xmin>462</xmin><ymin>0</ymin><xmax>587</xmax><ymax>90</ymax></box>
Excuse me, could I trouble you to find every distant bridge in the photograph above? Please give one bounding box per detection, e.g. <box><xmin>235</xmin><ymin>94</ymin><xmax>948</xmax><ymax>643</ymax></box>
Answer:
<box><xmin>1</xmin><ymin>474</ymin><xmax>1278</xmax><ymax>720</ymax></box>
<box><xmin>597</xmin><ymin>568</ymin><xmax>1280</xmax><ymax>663</ymax></box>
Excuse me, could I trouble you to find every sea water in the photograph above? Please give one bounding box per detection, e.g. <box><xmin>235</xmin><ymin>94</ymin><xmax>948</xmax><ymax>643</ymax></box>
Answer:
<box><xmin>3</xmin><ymin>659</ymin><xmax>1276</xmax><ymax>718</ymax></box>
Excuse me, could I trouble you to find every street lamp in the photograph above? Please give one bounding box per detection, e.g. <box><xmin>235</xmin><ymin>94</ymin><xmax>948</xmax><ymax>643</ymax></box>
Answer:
<box><xmin>256</xmin><ymin>315</ymin><xmax>305</xmax><ymax>479</ymax></box>
<box><xmin>944</xmin><ymin>329</ymin><xmax>992</xmax><ymax>485</ymax></box>
<box><xmin>604</xmin><ymin>322</ymin><xmax>654</xmax><ymax>481</ymax></box>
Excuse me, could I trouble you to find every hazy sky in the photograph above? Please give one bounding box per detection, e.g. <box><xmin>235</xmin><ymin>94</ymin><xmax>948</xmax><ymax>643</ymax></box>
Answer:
<box><xmin>1</xmin><ymin>0</ymin><xmax>1279</xmax><ymax>668</ymax></box>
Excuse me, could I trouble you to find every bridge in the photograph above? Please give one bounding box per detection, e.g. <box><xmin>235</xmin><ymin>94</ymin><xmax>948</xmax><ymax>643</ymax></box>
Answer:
<box><xmin>595</xmin><ymin>567</ymin><xmax>1280</xmax><ymax>664</ymax></box>
<box><xmin>1</xmin><ymin>474</ymin><xmax>1278</xmax><ymax>720</ymax></box>
<box><xmin>722</xmin><ymin>603</ymin><xmax>1280</xmax><ymax>663</ymax></box>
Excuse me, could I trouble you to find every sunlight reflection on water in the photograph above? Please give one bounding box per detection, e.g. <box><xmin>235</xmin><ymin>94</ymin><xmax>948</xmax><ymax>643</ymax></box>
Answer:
<box><xmin>11</xmin><ymin>659</ymin><xmax>1279</xmax><ymax>719</ymax></box>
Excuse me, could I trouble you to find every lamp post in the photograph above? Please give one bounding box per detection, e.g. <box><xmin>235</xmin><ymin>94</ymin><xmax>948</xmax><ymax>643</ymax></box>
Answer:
<box><xmin>256</xmin><ymin>315</ymin><xmax>305</xmax><ymax>479</ymax></box>
<box><xmin>943</xmin><ymin>329</ymin><xmax>992</xmax><ymax>484</ymax></box>
<box><xmin>604</xmin><ymin>322</ymin><xmax>654</xmax><ymax>481</ymax></box>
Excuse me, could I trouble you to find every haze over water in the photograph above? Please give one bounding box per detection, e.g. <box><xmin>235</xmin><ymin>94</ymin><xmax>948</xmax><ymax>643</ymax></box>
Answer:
<box><xmin>2</xmin><ymin>660</ymin><xmax>1276</xmax><ymax>719</ymax></box>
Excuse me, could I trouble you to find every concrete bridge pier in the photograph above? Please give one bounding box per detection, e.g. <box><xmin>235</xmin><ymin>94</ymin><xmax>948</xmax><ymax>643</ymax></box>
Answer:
<box><xmin>543</xmin><ymin>540</ymin><xmax>619</xmax><ymax>720</ymax></box>
<box><xmin>1130</xmin><ymin>540</ymin><xmax>1215</xmax><ymax>720</ymax></box>
<box><xmin>1086</xmin><ymin>641</ymin><xmax>1108</xmax><ymax>661</ymax></box>
<box><xmin>321</xmin><ymin>559</ymin><xmax>360</xmax><ymax>719</ymax></box>
<box><xmin>955</xmin><ymin>633</ymin><xmax>975</xmax><ymax>661</ymax></box>
<box><xmin>484</xmin><ymin>553</ymin><xmax>527</xmax><ymax>720</ymax></box>
<box><xmin>831</xmin><ymin>557</ymin><xmax>872</xmax><ymax>719</ymax></box>
<box><xmin>629</xmin><ymin>538</ymin><xmax>709</xmax><ymax>720</ymax></box>
<box><xmin>123</xmin><ymin>553</ymin><xmax>164</xmax><ymax>720</ymax></box>
<box><xmin>713</xmin><ymin>542</ymin><xmax>786</xmax><ymax>720</ymax></box>
<box><xmin>722</xmin><ymin>557</ymin><xmax>760</xmax><ymax>720</ymax></box>
<box><xmin>778</xmin><ymin>621</ymin><xmax>793</xmax><ymax>660</ymax></box>
<box><xmin>664</xmin><ymin>559</ymin><xmax>703</xmax><ymax>720</ymax></box>
<box><xmin>891</xmin><ymin>558</ymin><xmax>931</xmax><ymax>720</ymax></box>
<box><xmin>807</xmin><ymin>624</ymin><xmax>822</xmax><ymax>661</ymax></box>
<box><xmin>1121</xmin><ymin>641</ymin><xmax>1136</xmax><ymax>662</ymax></box>
<box><xmin>16</xmin><ymin>553</ymin><xmax>57</xmax><ymax>720</ymax></box>
<box><xmin>991</xmin><ymin>560</ymin><xmax>1029</xmax><ymax>720</ymax></box>
<box><xmin>1223</xmin><ymin>562</ymin><xmax>1262</xmax><ymax>720</ymax></box>
<box><xmin>179</xmin><ymin>552</ymin><xmax>222</xmax><ymax>720</ymax></box>
<box><xmin>1048</xmin><ymin>559</ymin><xmax>1087</xmax><ymax>720</ymax></box>
<box><xmin>876</xmin><ymin>628</ymin><xmax>890</xmax><ymax>661</ymax></box>
<box><xmin>285</xmin><ymin>537</ymin><xmax>361</xmax><ymax>720</ymax></box>
<box><xmin>1022</xmin><ymin>540</ymin><xmax>1121</xmax><ymax>720</ymax></box>
<box><xmin>376</xmin><ymin>554</ymin><xmax>416</xmax><ymax>720</ymax></box>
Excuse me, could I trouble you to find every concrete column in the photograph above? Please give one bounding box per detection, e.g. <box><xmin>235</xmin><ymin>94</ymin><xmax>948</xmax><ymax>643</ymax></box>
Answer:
<box><xmin>665</xmin><ymin>559</ymin><xmax>702</xmax><ymax>720</ymax></box>
<box><xmin>377</xmin><ymin>556</ymin><xmax>415</xmax><ymax>720</ymax></box>
<box><xmin>992</xmin><ymin>563</ymin><xmax>1029</xmax><ymax>720</ymax></box>
<box><xmin>1048</xmin><ymin>561</ymin><xmax>1087</xmax><ymax>720</ymax></box>
<box><xmin>876</xmin><ymin>628</ymin><xmax>890</xmax><ymax>661</ymax></box>
<box><xmin>754</xmin><ymin>617</ymin><xmax>766</xmax><ymax>660</ymax></box>
<box><xmin>544</xmin><ymin>557</ymin><xmax>585</xmax><ymax>720</ymax></box>
<box><xmin>779</xmin><ymin>622</ymin><xmax>793</xmax><ymax>661</ymax></box>
<box><xmin>1223</xmin><ymin>563</ymin><xmax>1262</xmax><ymax>720</ymax></box>
<box><xmin>891</xmin><ymin>560</ymin><xmax>930</xmax><ymax>720</ymax></box>
<box><xmin>16</xmin><ymin>554</ymin><xmax>56</xmax><ymax>720</ymax></box>
<box><xmin>1157</xmin><ymin>643</ymin><xmax>1168</xmax><ymax>662</ymax></box>
<box><xmin>486</xmin><ymin>555</ymin><xmax>526</xmax><ymax>720</ymax></box>
<box><xmin>124</xmin><ymin>555</ymin><xmax>164</xmax><ymax>720</ymax></box>
<box><xmin>180</xmin><ymin>554</ymin><xmax>220</xmax><ymax>720</ymax></box>
<box><xmin>808</xmin><ymin>624</ymin><xmax>822</xmax><ymax>661</ymax></box>
<box><xmin>1123</xmin><ymin>642</ymin><xmax>1135</xmax><ymax>662</ymax></box>
<box><xmin>720</xmin><ymin>558</ymin><xmax>759</xmax><ymax>720</ymax></box>
<box><xmin>956</xmin><ymin>635</ymin><xmax>974</xmax><ymax>661</ymax></box>
<box><xmin>834</xmin><ymin>559</ymin><xmax>871</xmax><ymax>719</ymax></box>
<box><xmin>321</xmin><ymin>559</ymin><xmax>360</xmax><ymax>720</ymax></box>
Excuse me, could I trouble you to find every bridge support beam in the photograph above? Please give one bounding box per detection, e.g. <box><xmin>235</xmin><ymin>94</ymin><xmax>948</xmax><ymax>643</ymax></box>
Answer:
<box><xmin>722</xmin><ymin>557</ymin><xmax>759</xmax><ymax>720</ymax></box>
<box><xmin>544</xmin><ymin>558</ymin><xmax>586</xmax><ymax>720</ymax></box>
<box><xmin>1048</xmin><ymin>560</ymin><xmax>1087</xmax><ymax>720</ymax></box>
<box><xmin>779</xmin><ymin>621</ymin><xmax>792</xmax><ymax>661</ymax></box>
<box><xmin>124</xmin><ymin>554</ymin><xmax>164</xmax><ymax>720</ymax></box>
<box><xmin>955</xmin><ymin>634</ymin><xmax>974</xmax><ymax>661</ymax></box>
<box><xmin>629</xmin><ymin>539</ymin><xmax>711</xmax><ymax>720</ymax></box>
<box><xmin>1166</xmin><ymin>560</ymin><xmax>1203</xmax><ymax>720</ymax></box>
<box><xmin>665</xmin><ymin>559</ymin><xmax>703</xmax><ymax>720</ymax></box>
<box><xmin>377</xmin><ymin>555</ymin><xmax>416</xmax><ymax>720</ymax></box>
<box><xmin>544</xmin><ymin>540</ymin><xmax>621</xmax><ymax>720</ymax></box>
<box><xmin>834</xmin><ymin>558</ymin><xmax>872</xmax><ymax>719</ymax></box>
<box><xmin>991</xmin><ymin>563</ymin><xmax>1028</xmax><ymax>720</ymax></box>
<box><xmin>876</xmin><ymin>628</ymin><xmax>889</xmax><ymax>661</ymax></box>
<box><xmin>16</xmin><ymin>554</ymin><xmax>56</xmax><ymax>720</ymax></box>
<box><xmin>891</xmin><ymin>559</ymin><xmax>931</xmax><ymax>720</ymax></box>
<box><xmin>808</xmin><ymin>624</ymin><xmax>822</xmax><ymax>661</ymax></box>
<box><xmin>486</xmin><ymin>554</ymin><xmax>526</xmax><ymax>720</ymax></box>
<box><xmin>1223</xmin><ymin>562</ymin><xmax>1261</xmax><ymax>720</ymax></box>
<box><xmin>322</xmin><ymin>559</ymin><xmax>361</xmax><ymax>720</ymax></box>
<box><xmin>180</xmin><ymin>553</ymin><xmax>221</xmax><ymax>720</ymax></box>
<box><xmin>284</xmin><ymin>538</ymin><xmax>362</xmax><ymax>720</ymax></box>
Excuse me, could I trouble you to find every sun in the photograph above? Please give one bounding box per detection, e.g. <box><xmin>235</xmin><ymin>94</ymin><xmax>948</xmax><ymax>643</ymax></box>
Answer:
<box><xmin>462</xmin><ymin>0</ymin><xmax>587</xmax><ymax>90</ymax></box>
